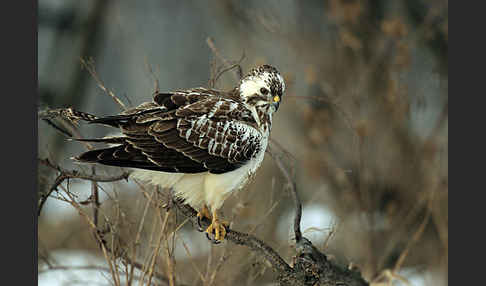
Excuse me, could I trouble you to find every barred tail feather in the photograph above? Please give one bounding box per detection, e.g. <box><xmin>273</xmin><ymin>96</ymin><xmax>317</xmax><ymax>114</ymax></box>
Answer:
<box><xmin>65</xmin><ymin>108</ymin><xmax>99</xmax><ymax>122</ymax></box>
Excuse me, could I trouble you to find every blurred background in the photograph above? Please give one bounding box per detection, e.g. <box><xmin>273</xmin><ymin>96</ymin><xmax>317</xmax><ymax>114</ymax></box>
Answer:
<box><xmin>38</xmin><ymin>0</ymin><xmax>448</xmax><ymax>285</ymax></box>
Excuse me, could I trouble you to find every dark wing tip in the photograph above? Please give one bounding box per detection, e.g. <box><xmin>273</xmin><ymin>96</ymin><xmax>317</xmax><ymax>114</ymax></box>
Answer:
<box><xmin>70</xmin><ymin>137</ymin><xmax>127</xmax><ymax>144</ymax></box>
<box><xmin>88</xmin><ymin>115</ymin><xmax>132</xmax><ymax>127</ymax></box>
<box><xmin>74</xmin><ymin>149</ymin><xmax>104</xmax><ymax>163</ymax></box>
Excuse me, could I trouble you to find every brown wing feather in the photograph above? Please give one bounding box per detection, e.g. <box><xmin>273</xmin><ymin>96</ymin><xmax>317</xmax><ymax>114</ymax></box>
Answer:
<box><xmin>75</xmin><ymin>89</ymin><xmax>262</xmax><ymax>174</ymax></box>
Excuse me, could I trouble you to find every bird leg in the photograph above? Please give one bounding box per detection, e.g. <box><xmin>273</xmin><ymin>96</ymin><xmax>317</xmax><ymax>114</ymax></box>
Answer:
<box><xmin>197</xmin><ymin>205</ymin><xmax>212</xmax><ymax>232</ymax></box>
<box><xmin>205</xmin><ymin>210</ymin><xmax>229</xmax><ymax>243</ymax></box>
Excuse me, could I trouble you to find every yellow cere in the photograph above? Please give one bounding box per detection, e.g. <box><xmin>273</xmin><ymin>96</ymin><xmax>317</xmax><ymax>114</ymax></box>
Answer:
<box><xmin>273</xmin><ymin>95</ymin><xmax>280</xmax><ymax>103</ymax></box>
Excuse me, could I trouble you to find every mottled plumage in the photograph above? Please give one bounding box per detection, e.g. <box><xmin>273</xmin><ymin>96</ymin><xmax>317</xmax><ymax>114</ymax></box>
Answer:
<box><xmin>74</xmin><ymin>64</ymin><xmax>285</xmax><ymax>242</ymax></box>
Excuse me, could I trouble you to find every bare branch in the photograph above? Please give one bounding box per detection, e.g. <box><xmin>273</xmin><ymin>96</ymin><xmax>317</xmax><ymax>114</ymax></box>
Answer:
<box><xmin>39</xmin><ymin>265</ymin><xmax>114</xmax><ymax>274</ymax></box>
<box><xmin>267</xmin><ymin>145</ymin><xmax>302</xmax><ymax>243</ymax></box>
<box><xmin>37</xmin><ymin>158</ymin><xmax>130</xmax><ymax>216</ymax></box>
<box><xmin>206</xmin><ymin>37</ymin><xmax>244</xmax><ymax>85</ymax></box>
<box><xmin>173</xmin><ymin>202</ymin><xmax>291</xmax><ymax>270</ymax></box>
<box><xmin>80</xmin><ymin>57</ymin><xmax>128</xmax><ymax>111</ymax></box>
<box><xmin>91</xmin><ymin>167</ymin><xmax>101</xmax><ymax>230</ymax></box>
<box><xmin>41</xmin><ymin>118</ymin><xmax>73</xmax><ymax>137</ymax></box>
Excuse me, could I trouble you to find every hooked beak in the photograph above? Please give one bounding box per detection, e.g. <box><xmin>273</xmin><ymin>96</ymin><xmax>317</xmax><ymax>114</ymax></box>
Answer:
<box><xmin>273</xmin><ymin>95</ymin><xmax>281</xmax><ymax>111</ymax></box>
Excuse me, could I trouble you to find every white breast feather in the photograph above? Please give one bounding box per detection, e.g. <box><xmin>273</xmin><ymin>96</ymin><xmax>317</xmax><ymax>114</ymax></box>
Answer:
<box><xmin>131</xmin><ymin>127</ymin><xmax>269</xmax><ymax>212</ymax></box>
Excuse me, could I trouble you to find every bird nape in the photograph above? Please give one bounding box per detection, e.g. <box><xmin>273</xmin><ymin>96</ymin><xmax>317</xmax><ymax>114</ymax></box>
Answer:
<box><xmin>73</xmin><ymin>64</ymin><xmax>285</xmax><ymax>243</ymax></box>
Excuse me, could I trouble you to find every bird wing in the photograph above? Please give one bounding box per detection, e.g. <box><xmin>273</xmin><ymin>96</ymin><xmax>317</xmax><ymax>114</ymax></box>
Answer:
<box><xmin>75</xmin><ymin>89</ymin><xmax>263</xmax><ymax>174</ymax></box>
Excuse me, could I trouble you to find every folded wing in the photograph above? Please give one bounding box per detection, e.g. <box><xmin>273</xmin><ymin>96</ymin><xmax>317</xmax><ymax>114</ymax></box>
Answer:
<box><xmin>75</xmin><ymin>89</ymin><xmax>262</xmax><ymax>174</ymax></box>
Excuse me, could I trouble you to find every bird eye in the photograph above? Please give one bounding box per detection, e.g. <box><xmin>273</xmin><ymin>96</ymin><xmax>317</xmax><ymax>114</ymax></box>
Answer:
<box><xmin>260</xmin><ymin>87</ymin><xmax>269</xmax><ymax>95</ymax></box>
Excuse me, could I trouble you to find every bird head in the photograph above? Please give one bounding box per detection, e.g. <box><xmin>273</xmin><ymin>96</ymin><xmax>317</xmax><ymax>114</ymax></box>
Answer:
<box><xmin>238</xmin><ymin>65</ymin><xmax>285</xmax><ymax>112</ymax></box>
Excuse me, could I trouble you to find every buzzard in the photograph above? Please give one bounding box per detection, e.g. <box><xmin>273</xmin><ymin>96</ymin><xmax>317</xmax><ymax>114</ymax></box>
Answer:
<box><xmin>74</xmin><ymin>64</ymin><xmax>285</xmax><ymax>242</ymax></box>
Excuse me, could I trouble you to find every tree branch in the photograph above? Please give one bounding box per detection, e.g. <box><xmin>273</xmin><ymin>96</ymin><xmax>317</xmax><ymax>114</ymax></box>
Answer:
<box><xmin>269</xmin><ymin>148</ymin><xmax>302</xmax><ymax>243</ymax></box>
<box><xmin>206</xmin><ymin>37</ymin><xmax>245</xmax><ymax>88</ymax></box>
<box><xmin>172</xmin><ymin>199</ymin><xmax>305</xmax><ymax>286</ymax></box>
<box><xmin>37</xmin><ymin>158</ymin><xmax>130</xmax><ymax>216</ymax></box>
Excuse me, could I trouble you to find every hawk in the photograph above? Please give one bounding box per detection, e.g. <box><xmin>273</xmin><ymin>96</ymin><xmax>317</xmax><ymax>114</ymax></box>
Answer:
<box><xmin>73</xmin><ymin>64</ymin><xmax>285</xmax><ymax>242</ymax></box>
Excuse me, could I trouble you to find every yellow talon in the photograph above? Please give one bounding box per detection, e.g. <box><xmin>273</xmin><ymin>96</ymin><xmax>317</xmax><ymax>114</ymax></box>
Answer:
<box><xmin>197</xmin><ymin>205</ymin><xmax>212</xmax><ymax>232</ymax></box>
<box><xmin>205</xmin><ymin>211</ymin><xmax>229</xmax><ymax>242</ymax></box>
<box><xmin>197</xmin><ymin>205</ymin><xmax>211</xmax><ymax>221</ymax></box>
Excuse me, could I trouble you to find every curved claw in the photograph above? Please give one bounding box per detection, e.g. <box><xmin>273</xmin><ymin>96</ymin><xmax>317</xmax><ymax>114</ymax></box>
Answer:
<box><xmin>205</xmin><ymin>232</ymin><xmax>221</xmax><ymax>244</ymax></box>
<box><xmin>198</xmin><ymin>207</ymin><xmax>229</xmax><ymax>244</ymax></box>
<box><xmin>205</xmin><ymin>218</ymin><xmax>228</xmax><ymax>243</ymax></box>
<box><xmin>197</xmin><ymin>215</ymin><xmax>204</xmax><ymax>232</ymax></box>
<box><xmin>196</xmin><ymin>205</ymin><xmax>211</xmax><ymax>232</ymax></box>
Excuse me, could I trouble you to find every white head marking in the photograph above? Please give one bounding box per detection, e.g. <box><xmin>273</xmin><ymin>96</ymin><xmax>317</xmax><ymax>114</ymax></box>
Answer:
<box><xmin>238</xmin><ymin>65</ymin><xmax>285</xmax><ymax>105</ymax></box>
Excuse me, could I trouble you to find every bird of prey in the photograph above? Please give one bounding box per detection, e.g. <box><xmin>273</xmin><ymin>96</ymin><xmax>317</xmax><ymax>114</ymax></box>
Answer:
<box><xmin>73</xmin><ymin>64</ymin><xmax>285</xmax><ymax>242</ymax></box>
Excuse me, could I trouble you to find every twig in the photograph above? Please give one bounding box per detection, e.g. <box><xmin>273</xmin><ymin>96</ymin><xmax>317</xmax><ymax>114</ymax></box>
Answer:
<box><xmin>178</xmin><ymin>233</ymin><xmax>206</xmax><ymax>284</ymax></box>
<box><xmin>39</xmin><ymin>158</ymin><xmax>129</xmax><ymax>182</ymax></box>
<box><xmin>393</xmin><ymin>189</ymin><xmax>435</xmax><ymax>273</ymax></box>
<box><xmin>267</xmin><ymin>146</ymin><xmax>302</xmax><ymax>243</ymax></box>
<box><xmin>56</xmin><ymin>179</ymin><xmax>173</xmax><ymax>286</ymax></box>
<box><xmin>80</xmin><ymin>57</ymin><xmax>128</xmax><ymax>111</ymax></box>
<box><xmin>39</xmin><ymin>265</ymin><xmax>114</xmax><ymax>274</ymax></box>
<box><xmin>206</xmin><ymin>244</ymin><xmax>230</xmax><ymax>286</ymax></box>
<box><xmin>128</xmin><ymin>186</ymin><xmax>154</xmax><ymax>286</ymax></box>
<box><xmin>206</xmin><ymin>37</ymin><xmax>244</xmax><ymax>83</ymax></box>
<box><xmin>165</xmin><ymin>238</ymin><xmax>177</xmax><ymax>286</ymax></box>
<box><xmin>147</xmin><ymin>211</ymin><xmax>171</xmax><ymax>286</ymax></box>
<box><xmin>60</xmin><ymin>188</ymin><xmax>121</xmax><ymax>286</ymax></box>
<box><xmin>42</xmin><ymin>118</ymin><xmax>73</xmax><ymax>137</ymax></box>
<box><xmin>213</xmin><ymin>63</ymin><xmax>243</xmax><ymax>87</ymax></box>
<box><xmin>172</xmin><ymin>201</ymin><xmax>295</xmax><ymax>276</ymax></box>
<box><xmin>322</xmin><ymin>222</ymin><xmax>338</xmax><ymax>250</ymax></box>
<box><xmin>91</xmin><ymin>167</ymin><xmax>100</xmax><ymax>228</ymax></box>
<box><xmin>144</xmin><ymin>58</ymin><xmax>160</xmax><ymax>95</ymax></box>
<box><xmin>37</xmin><ymin>158</ymin><xmax>130</xmax><ymax>216</ymax></box>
